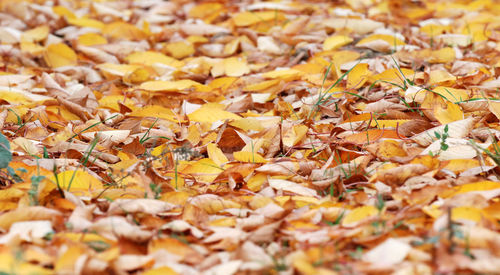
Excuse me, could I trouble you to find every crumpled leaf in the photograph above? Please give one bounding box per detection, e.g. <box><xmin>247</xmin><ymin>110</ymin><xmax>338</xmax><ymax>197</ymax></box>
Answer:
<box><xmin>363</xmin><ymin>238</ymin><xmax>411</xmax><ymax>267</ymax></box>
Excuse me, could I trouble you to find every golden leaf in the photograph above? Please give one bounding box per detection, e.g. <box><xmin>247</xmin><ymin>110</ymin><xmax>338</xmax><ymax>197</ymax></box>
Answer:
<box><xmin>43</xmin><ymin>43</ymin><xmax>77</xmax><ymax>68</ymax></box>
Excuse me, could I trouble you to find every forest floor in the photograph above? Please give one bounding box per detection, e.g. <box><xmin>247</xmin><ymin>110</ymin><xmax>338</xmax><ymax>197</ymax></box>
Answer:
<box><xmin>0</xmin><ymin>0</ymin><xmax>500</xmax><ymax>274</ymax></box>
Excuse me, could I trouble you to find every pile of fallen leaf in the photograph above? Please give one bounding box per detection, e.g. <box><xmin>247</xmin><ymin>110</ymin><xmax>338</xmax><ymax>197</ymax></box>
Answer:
<box><xmin>2</xmin><ymin>0</ymin><xmax>500</xmax><ymax>274</ymax></box>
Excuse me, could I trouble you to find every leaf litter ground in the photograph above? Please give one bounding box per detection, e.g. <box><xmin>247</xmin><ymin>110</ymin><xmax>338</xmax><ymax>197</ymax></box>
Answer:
<box><xmin>1</xmin><ymin>0</ymin><xmax>500</xmax><ymax>274</ymax></box>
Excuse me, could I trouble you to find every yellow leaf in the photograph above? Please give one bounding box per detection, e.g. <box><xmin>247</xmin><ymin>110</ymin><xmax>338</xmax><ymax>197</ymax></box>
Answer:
<box><xmin>323</xmin><ymin>35</ymin><xmax>353</xmax><ymax>51</ymax></box>
<box><xmin>209</xmin><ymin>217</ymin><xmax>237</xmax><ymax>227</ymax></box>
<box><xmin>0</xmin><ymin>202</ymin><xmax>18</xmax><ymax>211</ymax></box>
<box><xmin>143</xmin><ymin>267</ymin><xmax>179</xmax><ymax>275</ymax></box>
<box><xmin>426</xmin><ymin>47</ymin><xmax>456</xmax><ymax>63</ymax></box>
<box><xmin>0</xmin><ymin>188</ymin><xmax>24</xmax><ymax>201</ymax></box>
<box><xmin>98</xmin><ymin>95</ymin><xmax>134</xmax><ymax>112</ymax></box>
<box><xmin>327</xmin><ymin>51</ymin><xmax>361</xmax><ymax>70</ymax></box>
<box><xmin>139</xmin><ymin>79</ymin><xmax>203</xmax><ymax>92</ymax></box>
<box><xmin>370</xmin><ymin>119</ymin><xmax>409</xmax><ymax>128</ymax></box>
<box><xmin>293</xmin><ymin>63</ymin><xmax>324</xmax><ymax>74</ymax></box>
<box><xmin>46</xmin><ymin>105</ymin><xmax>80</xmax><ymax>121</ymax></box>
<box><xmin>77</xmin><ymin>33</ymin><xmax>107</xmax><ymax>46</ymax></box>
<box><xmin>233</xmin><ymin>151</ymin><xmax>267</xmax><ymax>163</ymax></box>
<box><xmin>209</xmin><ymin>77</ymin><xmax>237</xmax><ymax>90</ymax></box>
<box><xmin>163</xmin><ymin>41</ymin><xmax>195</xmax><ymax>59</ymax></box>
<box><xmin>375</xmin><ymin>140</ymin><xmax>407</xmax><ymax>159</ymax></box>
<box><xmin>126</xmin><ymin>51</ymin><xmax>183</xmax><ymax>68</ymax></box>
<box><xmin>344</xmin><ymin>129</ymin><xmax>401</xmax><ymax>144</ymax></box>
<box><xmin>452</xmin><ymin>207</ymin><xmax>483</xmax><ymax>223</ymax></box>
<box><xmin>43</xmin><ymin>43</ymin><xmax>77</xmax><ymax>68</ymax></box>
<box><xmin>54</xmin><ymin>245</ymin><xmax>87</xmax><ymax>274</ymax></box>
<box><xmin>241</xmin><ymin>138</ymin><xmax>264</xmax><ymax>153</ymax></box>
<box><xmin>161</xmin><ymin>191</ymin><xmax>190</xmax><ymax>205</ymax></box>
<box><xmin>293</xmin><ymin>257</ymin><xmax>318</xmax><ymax>275</ymax></box>
<box><xmin>342</xmin><ymin>206</ymin><xmax>378</xmax><ymax>227</ymax></box>
<box><xmin>52</xmin><ymin>170</ymin><xmax>103</xmax><ymax>193</ymax></box>
<box><xmin>356</xmin><ymin>34</ymin><xmax>406</xmax><ymax>47</ymax></box>
<box><xmin>229</xmin><ymin>118</ymin><xmax>264</xmax><ymax>131</ymax></box>
<box><xmin>420</xmin><ymin>24</ymin><xmax>451</xmax><ymax>37</ymax></box>
<box><xmin>188</xmin><ymin>106</ymin><xmax>241</xmax><ymax>123</ymax></box>
<box><xmin>433</xmin><ymin>87</ymin><xmax>468</xmax><ymax>103</ymax></box>
<box><xmin>102</xmin><ymin>21</ymin><xmax>147</xmax><ymax>40</ymax></box>
<box><xmin>484</xmin><ymin>201</ymin><xmax>500</xmax><ymax>220</ymax></box>
<box><xmin>182</xmin><ymin>158</ymin><xmax>223</xmax><ymax>183</ymax></box>
<box><xmin>370</xmin><ymin>68</ymin><xmax>415</xmax><ymax>87</ymax></box>
<box><xmin>21</xmin><ymin>26</ymin><xmax>49</xmax><ymax>43</ymax></box>
<box><xmin>224</xmin><ymin>57</ymin><xmax>250</xmax><ymax>77</ymax></box>
<box><xmin>128</xmin><ymin>105</ymin><xmax>184</xmax><ymax>122</ymax></box>
<box><xmin>422</xmin><ymin>205</ymin><xmax>442</xmax><ymax>219</ymax></box>
<box><xmin>0</xmin><ymin>252</ymin><xmax>52</xmax><ymax>275</ymax></box>
<box><xmin>261</xmin><ymin>68</ymin><xmax>303</xmax><ymax>80</ymax></box>
<box><xmin>207</xmin><ymin>143</ymin><xmax>228</xmax><ymax>167</ymax></box>
<box><xmin>282</xmin><ymin>125</ymin><xmax>308</xmax><ymax>147</ymax></box>
<box><xmin>433</xmin><ymin>99</ymin><xmax>464</xmax><ymax>124</ymax></box>
<box><xmin>187</xmin><ymin>35</ymin><xmax>209</xmax><ymax>44</ymax></box>
<box><xmin>489</xmin><ymin>101</ymin><xmax>500</xmax><ymax>121</ymax></box>
<box><xmin>189</xmin><ymin>2</ymin><xmax>224</xmax><ymax>19</ymax></box>
<box><xmin>96</xmin><ymin>63</ymin><xmax>142</xmax><ymax>78</ymax></box>
<box><xmin>443</xmin><ymin>159</ymin><xmax>481</xmax><ymax>173</ymax></box>
<box><xmin>223</xmin><ymin>37</ymin><xmax>241</xmax><ymax>55</ymax></box>
<box><xmin>347</xmin><ymin>63</ymin><xmax>371</xmax><ymax>89</ymax></box>
<box><xmin>428</xmin><ymin>69</ymin><xmax>455</xmax><ymax>85</ymax></box>
<box><xmin>243</xmin><ymin>79</ymin><xmax>281</xmax><ymax>92</ymax></box>
<box><xmin>0</xmin><ymin>91</ymin><xmax>32</xmax><ymax>104</ymax></box>
<box><xmin>52</xmin><ymin>5</ymin><xmax>76</xmax><ymax>19</ymax></box>
<box><xmin>247</xmin><ymin>173</ymin><xmax>267</xmax><ymax>191</ymax></box>
<box><xmin>442</xmin><ymin>181</ymin><xmax>500</xmax><ymax>198</ymax></box>
<box><xmin>187</xmin><ymin>124</ymin><xmax>201</xmax><ymax>146</ymax></box>
<box><xmin>232</xmin><ymin>11</ymin><xmax>284</xmax><ymax>27</ymax></box>
<box><xmin>20</xmin><ymin>42</ymin><xmax>45</xmax><ymax>56</ymax></box>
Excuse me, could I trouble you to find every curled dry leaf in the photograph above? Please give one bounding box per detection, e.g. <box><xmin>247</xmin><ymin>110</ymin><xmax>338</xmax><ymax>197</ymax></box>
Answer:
<box><xmin>107</xmin><ymin>199</ymin><xmax>175</xmax><ymax>215</ymax></box>
<box><xmin>268</xmin><ymin>179</ymin><xmax>318</xmax><ymax>197</ymax></box>
<box><xmin>411</xmin><ymin>117</ymin><xmax>476</xmax><ymax>146</ymax></box>
<box><xmin>0</xmin><ymin>207</ymin><xmax>61</xmax><ymax>231</ymax></box>
<box><xmin>363</xmin><ymin>238</ymin><xmax>412</xmax><ymax>267</ymax></box>
<box><xmin>0</xmin><ymin>221</ymin><xmax>53</xmax><ymax>244</ymax></box>
<box><xmin>90</xmin><ymin>216</ymin><xmax>153</xmax><ymax>242</ymax></box>
<box><xmin>376</xmin><ymin>164</ymin><xmax>430</xmax><ymax>186</ymax></box>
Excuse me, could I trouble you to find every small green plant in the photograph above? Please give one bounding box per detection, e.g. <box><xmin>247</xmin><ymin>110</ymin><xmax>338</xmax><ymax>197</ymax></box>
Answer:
<box><xmin>348</xmin><ymin>246</ymin><xmax>363</xmax><ymax>260</ymax></box>
<box><xmin>149</xmin><ymin>183</ymin><xmax>162</xmax><ymax>199</ymax></box>
<box><xmin>434</xmin><ymin>124</ymin><xmax>449</xmax><ymax>152</ymax></box>
<box><xmin>271</xmin><ymin>255</ymin><xmax>287</xmax><ymax>272</ymax></box>
<box><xmin>8</xmin><ymin>108</ymin><xmax>33</xmax><ymax>134</ymax></box>
<box><xmin>28</xmin><ymin>175</ymin><xmax>45</xmax><ymax>206</ymax></box>
<box><xmin>325</xmin><ymin>210</ymin><xmax>345</xmax><ymax>226</ymax></box>
<box><xmin>375</xmin><ymin>194</ymin><xmax>385</xmax><ymax>212</ymax></box>
<box><xmin>67</xmin><ymin>114</ymin><xmax>118</xmax><ymax>141</ymax></box>
<box><xmin>307</xmin><ymin>61</ymin><xmax>361</xmax><ymax>120</ymax></box>
<box><xmin>0</xmin><ymin>132</ymin><xmax>12</xmax><ymax>169</ymax></box>
<box><xmin>139</xmin><ymin>118</ymin><xmax>171</xmax><ymax>145</ymax></box>
<box><xmin>470</xmin><ymin>135</ymin><xmax>500</xmax><ymax>166</ymax></box>
<box><xmin>0</xmin><ymin>132</ymin><xmax>27</xmax><ymax>186</ymax></box>
<box><xmin>370</xmin><ymin>194</ymin><xmax>387</xmax><ymax>235</ymax></box>
<box><xmin>66</xmin><ymin>136</ymin><xmax>100</xmax><ymax>192</ymax></box>
<box><xmin>86</xmin><ymin>240</ymin><xmax>110</xmax><ymax>252</ymax></box>
<box><xmin>52</xmin><ymin>163</ymin><xmax>64</xmax><ymax>198</ymax></box>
